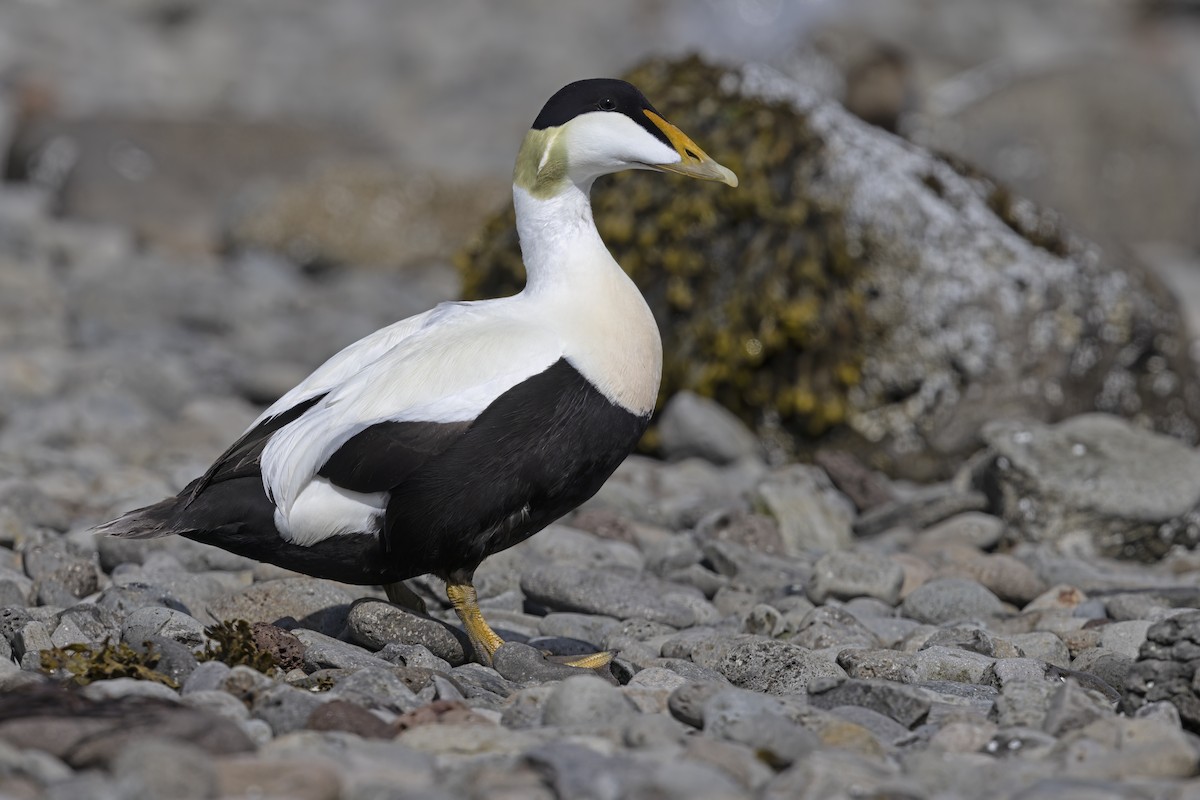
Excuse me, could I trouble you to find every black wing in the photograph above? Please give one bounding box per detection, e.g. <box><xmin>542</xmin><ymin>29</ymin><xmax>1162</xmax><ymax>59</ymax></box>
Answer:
<box><xmin>184</xmin><ymin>394</ymin><xmax>326</xmax><ymax>505</ymax></box>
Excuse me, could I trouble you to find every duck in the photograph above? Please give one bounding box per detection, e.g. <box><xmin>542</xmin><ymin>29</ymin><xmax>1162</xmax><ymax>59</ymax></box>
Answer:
<box><xmin>94</xmin><ymin>78</ymin><xmax>738</xmax><ymax>667</ymax></box>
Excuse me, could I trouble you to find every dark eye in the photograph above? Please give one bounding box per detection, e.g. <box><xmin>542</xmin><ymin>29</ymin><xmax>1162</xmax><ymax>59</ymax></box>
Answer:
<box><xmin>598</xmin><ymin>98</ymin><xmax>617</xmax><ymax>111</ymax></box>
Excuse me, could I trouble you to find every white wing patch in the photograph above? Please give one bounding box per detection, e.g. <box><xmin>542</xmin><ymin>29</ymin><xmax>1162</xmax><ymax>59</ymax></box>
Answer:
<box><xmin>261</xmin><ymin>302</ymin><xmax>565</xmax><ymax>542</ymax></box>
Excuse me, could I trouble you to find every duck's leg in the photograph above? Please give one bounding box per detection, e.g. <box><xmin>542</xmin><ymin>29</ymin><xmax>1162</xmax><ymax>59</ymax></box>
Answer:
<box><xmin>445</xmin><ymin>576</ymin><xmax>504</xmax><ymax>663</ymax></box>
<box><xmin>445</xmin><ymin>572</ymin><xmax>613</xmax><ymax>669</ymax></box>
<box><xmin>383</xmin><ymin>580</ymin><xmax>428</xmax><ymax>615</ymax></box>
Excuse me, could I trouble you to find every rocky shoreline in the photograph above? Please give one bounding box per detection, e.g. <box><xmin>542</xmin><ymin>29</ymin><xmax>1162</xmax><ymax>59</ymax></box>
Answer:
<box><xmin>3</xmin><ymin>3</ymin><xmax>1200</xmax><ymax>798</ymax></box>
<box><xmin>2</xmin><ymin>181</ymin><xmax>1200</xmax><ymax>795</ymax></box>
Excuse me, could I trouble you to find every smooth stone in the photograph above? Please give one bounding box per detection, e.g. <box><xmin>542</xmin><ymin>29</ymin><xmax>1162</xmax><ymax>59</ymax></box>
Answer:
<box><xmin>215</xmin><ymin>756</ymin><xmax>344</xmax><ymax>800</ymax></box>
<box><xmin>808</xmin><ymin>679</ymin><xmax>931</xmax><ymax>728</ymax></box>
<box><xmin>668</xmin><ymin>682</ymin><xmax>726</xmax><ymax>729</ymax></box>
<box><xmin>126</xmin><ymin>635</ymin><xmax>200</xmax><ymax>686</ymax></box>
<box><xmin>901</xmin><ymin>578</ymin><xmax>1004</xmax><ymax>624</ymax></box>
<box><xmin>789</xmin><ymin>605</ymin><xmax>883</xmax><ymax>651</ymax></box>
<box><xmin>1056</xmin><ymin>717</ymin><xmax>1198</xmax><ymax>779</ymax></box>
<box><xmin>703</xmin><ymin>689</ymin><xmax>818</xmax><ymax>769</ymax></box>
<box><xmin>326</xmin><ymin>666</ymin><xmax>421</xmax><ymax>713</ymax></box>
<box><xmin>376</xmin><ymin>642</ymin><xmax>453</xmax><ymax>672</ymax></box>
<box><xmin>521</xmin><ymin>565</ymin><xmax>700</xmax><ymax>627</ymax></box>
<box><xmin>537</xmin><ymin>612</ymin><xmax>621</xmax><ymax>645</ymax></box>
<box><xmin>346</xmin><ymin>599</ymin><xmax>469</xmax><ymax>666</ymax></box>
<box><xmin>181</xmin><ymin>660</ymin><xmax>231</xmax><ymax>695</ymax></box>
<box><xmin>542</xmin><ymin>674</ymin><xmax>638</xmax><ymax>727</ymax></box>
<box><xmin>180</xmin><ymin>690</ymin><xmax>252</xmax><ymax>722</ymax></box>
<box><xmin>80</xmin><ymin>678</ymin><xmax>180</xmax><ymax>703</ymax></box>
<box><xmin>1010</xmin><ymin>631</ymin><xmax>1071</xmax><ymax>668</ymax></box>
<box><xmin>110</xmin><ymin>738</ymin><xmax>217</xmax><ymax>800</ymax></box>
<box><xmin>306</xmin><ymin>699</ymin><xmax>394</xmax><ymax>739</ymax></box>
<box><xmin>689</xmin><ymin>634</ymin><xmax>847</xmax><ymax>695</ymax></box>
<box><xmin>492</xmin><ymin>641</ymin><xmax>596</xmax><ymax>684</ymax></box>
<box><xmin>622</xmin><ymin>713</ymin><xmax>690</xmax><ymax>749</ymax></box>
<box><xmin>1099</xmin><ymin>620</ymin><xmax>1152</xmax><ymax>659</ymax></box>
<box><xmin>682</xmin><ymin>736</ymin><xmax>775</xmax><ymax>791</ymax></box>
<box><xmin>251</xmin><ymin>684</ymin><xmax>330</xmax><ymax>736</ymax></box>
<box><xmin>658</xmin><ymin>390</ymin><xmax>763</xmax><ymax>464</ymax></box>
<box><xmin>914</xmin><ymin>512</ymin><xmax>1005</xmax><ymax>551</ymax></box>
<box><xmin>1073</xmin><ymin>648</ymin><xmax>1133</xmax><ymax>697</ymax></box>
<box><xmin>808</xmin><ymin>550</ymin><xmax>905</xmax><ymax>605</ymax></box>
<box><xmin>753</xmin><ymin>464</ymin><xmax>855</xmax><ymax>554</ymax></box>
<box><xmin>205</xmin><ymin>578</ymin><xmax>354</xmax><ymax>637</ymax></box>
<box><xmin>827</xmin><ymin>705</ymin><xmax>913</xmax><ymax>748</ymax></box>
<box><xmin>121</xmin><ymin>605</ymin><xmax>207</xmax><ymax>649</ymax></box>
<box><xmin>291</xmin><ymin>628</ymin><xmax>395</xmax><ymax>672</ymax></box>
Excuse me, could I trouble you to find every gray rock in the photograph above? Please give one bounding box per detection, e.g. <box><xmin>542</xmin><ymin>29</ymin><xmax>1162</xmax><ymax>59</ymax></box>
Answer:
<box><xmin>251</xmin><ymin>684</ymin><xmax>329</xmax><ymax>736</ymax></box>
<box><xmin>658</xmin><ymin>391</ymin><xmax>763</xmax><ymax>464</ymax></box>
<box><xmin>126</xmin><ymin>635</ymin><xmax>200</xmax><ymax>686</ymax></box>
<box><xmin>204</xmin><ymin>577</ymin><xmax>353</xmax><ymax>636</ymax></box>
<box><xmin>789</xmin><ymin>605</ymin><xmax>883</xmax><ymax>651</ymax></box>
<box><xmin>346</xmin><ymin>599</ymin><xmax>470</xmax><ymax>666</ymax></box>
<box><xmin>984</xmin><ymin>415</ymin><xmax>1200</xmax><ymax>559</ymax></box>
<box><xmin>492</xmin><ymin>641</ymin><xmax>596</xmax><ymax>684</ymax></box>
<box><xmin>808</xmin><ymin>549</ymin><xmax>904</xmax><ymax>605</ymax></box>
<box><xmin>753</xmin><ymin>465</ymin><xmax>854</xmax><ymax>554</ymax></box>
<box><xmin>521</xmin><ymin>565</ymin><xmax>701</xmax><ymax>627</ymax></box>
<box><xmin>827</xmin><ymin>705</ymin><xmax>913</xmax><ymax>748</ymax></box>
<box><xmin>537</xmin><ymin>612</ymin><xmax>621</xmax><ymax>646</ymax></box>
<box><xmin>915</xmin><ymin>512</ymin><xmax>1006</xmax><ymax>551</ymax></box>
<box><xmin>179</xmin><ymin>690</ymin><xmax>252</xmax><ymax>723</ymax></box>
<box><xmin>80</xmin><ymin>678</ymin><xmax>181</xmax><ymax>703</ymax></box>
<box><xmin>1055</xmin><ymin>717</ymin><xmax>1198</xmax><ymax>780</ymax></box>
<box><xmin>94</xmin><ymin>583</ymin><xmax>185</xmax><ymax>622</ymax></box>
<box><xmin>853</xmin><ymin>484</ymin><xmax>988</xmax><ymax>537</ymax></box>
<box><xmin>111</xmin><ymin>738</ymin><xmax>217</xmax><ymax>800</ymax></box>
<box><xmin>376</xmin><ymin>642</ymin><xmax>453</xmax><ymax>672</ymax></box>
<box><xmin>542</xmin><ymin>674</ymin><xmax>638</xmax><ymax>727</ymax></box>
<box><xmin>121</xmin><ymin>605</ymin><xmax>207</xmax><ymax>649</ymax></box>
<box><xmin>1121</xmin><ymin>610</ymin><xmax>1200</xmax><ymax>729</ymax></box>
<box><xmin>993</xmin><ymin>678</ymin><xmax>1058</xmax><ymax>729</ymax></box>
<box><xmin>50</xmin><ymin>604</ymin><xmax>118</xmax><ymax>649</ymax></box>
<box><xmin>704</xmin><ymin>688</ymin><xmax>818</xmax><ymax>768</ymax></box>
<box><xmin>1042</xmin><ymin>679</ymin><xmax>1114</xmax><ymax>737</ymax></box>
<box><xmin>668</xmin><ymin>681</ymin><xmax>725</xmax><ymax>729</ymax></box>
<box><xmin>1071</xmin><ymin>649</ymin><xmax>1131</xmax><ymax>698</ymax></box>
<box><xmin>22</xmin><ymin>541</ymin><xmax>98</xmax><ymax>600</ymax></box>
<box><xmin>291</xmin><ymin>628</ymin><xmax>395</xmax><ymax>672</ymax></box>
<box><xmin>181</xmin><ymin>660</ymin><xmax>232</xmax><ymax>695</ymax></box>
<box><xmin>326</xmin><ymin>666</ymin><xmax>421</xmax><ymax>713</ymax></box>
<box><xmin>836</xmin><ymin>649</ymin><xmax>920</xmax><ymax>684</ymax></box>
<box><xmin>689</xmin><ymin>634</ymin><xmax>847</xmax><ymax>694</ymax></box>
<box><xmin>623</xmin><ymin>713</ymin><xmax>690</xmax><ymax>749</ymax></box>
<box><xmin>901</xmin><ymin>578</ymin><xmax>1004</xmax><ymax>624</ymax></box>
<box><xmin>912</xmin><ymin>646</ymin><xmax>996</xmax><ymax>684</ymax></box>
<box><xmin>1010</xmin><ymin>631</ymin><xmax>1071</xmax><ymax>668</ymax></box>
<box><xmin>1098</xmin><ymin>620</ymin><xmax>1152</xmax><ymax>659</ymax></box>
<box><xmin>807</xmin><ymin>678</ymin><xmax>931</xmax><ymax>728</ymax></box>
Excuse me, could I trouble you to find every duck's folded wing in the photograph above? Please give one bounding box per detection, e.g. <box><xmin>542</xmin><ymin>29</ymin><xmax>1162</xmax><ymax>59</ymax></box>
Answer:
<box><xmin>259</xmin><ymin>308</ymin><xmax>565</xmax><ymax>530</ymax></box>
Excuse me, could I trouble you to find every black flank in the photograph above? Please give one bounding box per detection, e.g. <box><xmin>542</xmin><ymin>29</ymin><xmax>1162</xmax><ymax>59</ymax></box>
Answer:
<box><xmin>319</xmin><ymin>419</ymin><xmax>470</xmax><ymax>494</ymax></box>
<box><xmin>380</xmin><ymin>357</ymin><xmax>648</xmax><ymax>578</ymax></box>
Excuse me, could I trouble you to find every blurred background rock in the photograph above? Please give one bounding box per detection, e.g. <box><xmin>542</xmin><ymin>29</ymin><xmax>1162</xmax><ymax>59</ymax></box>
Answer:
<box><xmin>2</xmin><ymin>0</ymin><xmax>1200</xmax><ymax>487</ymax></box>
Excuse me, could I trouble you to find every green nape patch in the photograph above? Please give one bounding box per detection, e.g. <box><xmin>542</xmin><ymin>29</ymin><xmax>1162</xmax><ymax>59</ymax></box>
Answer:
<box><xmin>198</xmin><ymin>619</ymin><xmax>277</xmax><ymax>674</ymax></box>
<box><xmin>459</xmin><ymin>54</ymin><xmax>866</xmax><ymax>448</ymax></box>
<box><xmin>40</xmin><ymin>641</ymin><xmax>179</xmax><ymax>688</ymax></box>
<box><xmin>40</xmin><ymin>619</ymin><xmax>278</xmax><ymax>688</ymax></box>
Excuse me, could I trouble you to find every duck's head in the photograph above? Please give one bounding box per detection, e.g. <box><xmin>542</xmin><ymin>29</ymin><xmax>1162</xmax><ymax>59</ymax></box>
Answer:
<box><xmin>514</xmin><ymin>78</ymin><xmax>738</xmax><ymax>197</ymax></box>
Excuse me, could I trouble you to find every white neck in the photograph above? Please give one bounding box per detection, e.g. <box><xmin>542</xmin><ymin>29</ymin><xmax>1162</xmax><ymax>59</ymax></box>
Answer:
<box><xmin>513</xmin><ymin>180</ymin><xmax>615</xmax><ymax>295</ymax></box>
<box><xmin>509</xmin><ymin>180</ymin><xmax>663</xmax><ymax>415</ymax></box>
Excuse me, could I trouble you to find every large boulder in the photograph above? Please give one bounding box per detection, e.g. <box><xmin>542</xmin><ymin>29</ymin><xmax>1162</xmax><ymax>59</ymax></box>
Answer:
<box><xmin>459</xmin><ymin>55</ymin><xmax>1200</xmax><ymax>479</ymax></box>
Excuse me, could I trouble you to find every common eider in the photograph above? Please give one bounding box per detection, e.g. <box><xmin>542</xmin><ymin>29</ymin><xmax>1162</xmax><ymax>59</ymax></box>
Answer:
<box><xmin>94</xmin><ymin>78</ymin><xmax>738</xmax><ymax>666</ymax></box>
